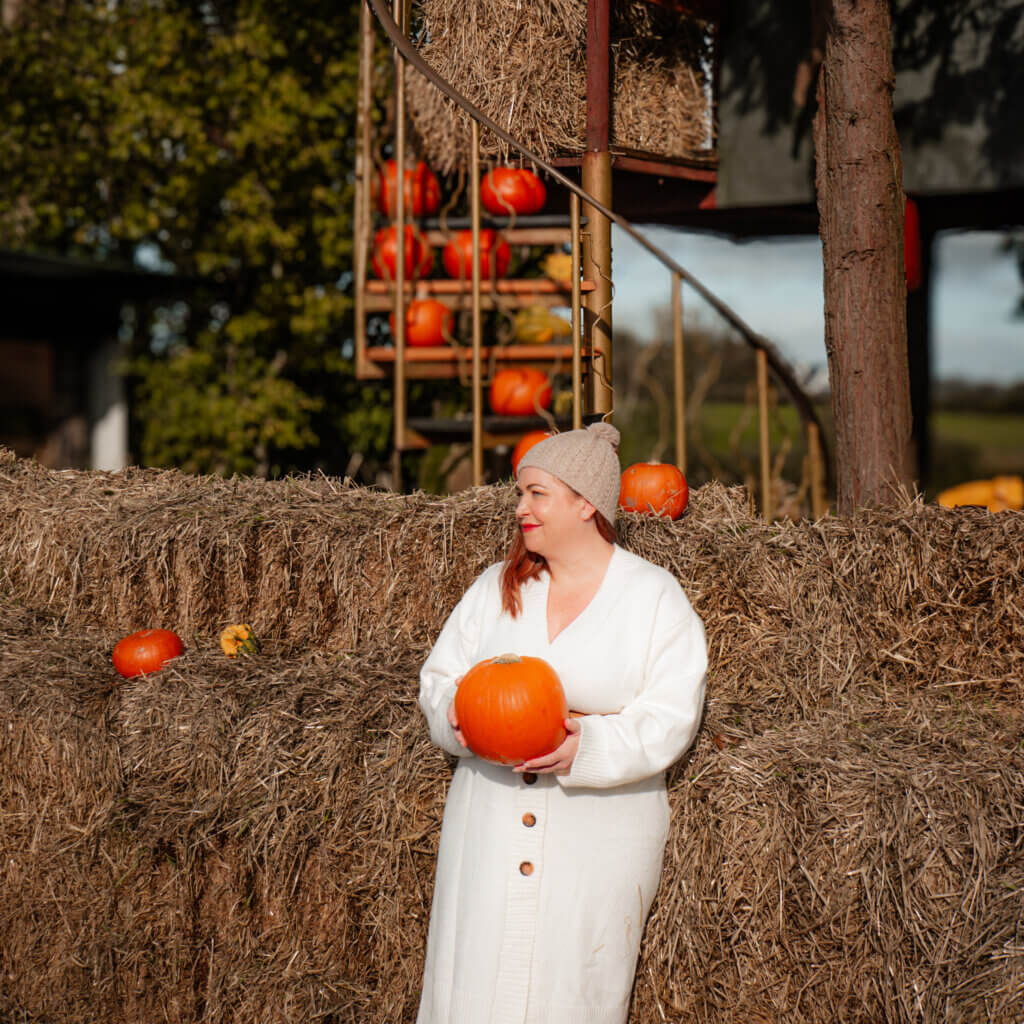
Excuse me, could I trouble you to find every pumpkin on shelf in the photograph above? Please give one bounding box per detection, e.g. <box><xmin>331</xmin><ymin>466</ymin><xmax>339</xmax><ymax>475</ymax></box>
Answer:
<box><xmin>480</xmin><ymin>166</ymin><xmax>547</xmax><ymax>217</ymax></box>
<box><xmin>389</xmin><ymin>298</ymin><xmax>454</xmax><ymax>348</ymax></box>
<box><xmin>442</xmin><ymin>229</ymin><xmax>511</xmax><ymax>281</ymax></box>
<box><xmin>220</xmin><ymin>624</ymin><xmax>261</xmax><ymax>658</ymax></box>
<box><xmin>511</xmin><ymin>430</ymin><xmax>552</xmax><ymax>474</ymax></box>
<box><xmin>489</xmin><ymin>368</ymin><xmax>552</xmax><ymax>416</ymax></box>
<box><xmin>112</xmin><ymin>628</ymin><xmax>184</xmax><ymax>678</ymax></box>
<box><xmin>371</xmin><ymin>225</ymin><xmax>433</xmax><ymax>281</ymax></box>
<box><xmin>374</xmin><ymin>159</ymin><xmax>441</xmax><ymax>218</ymax></box>
<box><xmin>619</xmin><ymin>462</ymin><xmax>689</xmax><ymax>519</ymax></box>
<box><xmin>454</xmin><ymin>653</ymin><xmax>568</xmax><ymax>765</ymax></box>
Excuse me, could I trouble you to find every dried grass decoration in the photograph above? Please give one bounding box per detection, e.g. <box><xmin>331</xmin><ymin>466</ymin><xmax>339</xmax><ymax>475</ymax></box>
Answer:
<box><xmin>1</xmin><ymin>447</ymin><xmax>1023</xmax><ymax>1023</ymax></box>
<box><xmin>406</xmin><ymin>0</ymin><xmax>715</xmax><ymax>173</ymax></box>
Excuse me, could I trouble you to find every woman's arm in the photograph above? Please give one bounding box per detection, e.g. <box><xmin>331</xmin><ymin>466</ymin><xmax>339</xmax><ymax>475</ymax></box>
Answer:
<box><xmin>418</xmin><ymin>565</ymin><xmax>500</xmax><ymax>758</ymax></box>
<box><xmin>557</xmin><ymin>584</ymin><xmax>707</xmax><ymax>789</ymax></box>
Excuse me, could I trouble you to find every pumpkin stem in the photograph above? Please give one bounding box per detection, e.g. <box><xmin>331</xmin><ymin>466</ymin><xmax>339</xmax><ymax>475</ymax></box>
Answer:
<box><xmin>493</xmin><ymin>653</ymin><xmax>523</xmax><ymax>665</ymax></box>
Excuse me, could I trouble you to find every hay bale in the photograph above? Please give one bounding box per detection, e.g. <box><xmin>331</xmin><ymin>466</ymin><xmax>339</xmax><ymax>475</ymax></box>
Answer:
<box><xmin>405</xmin><ymin>0</ymin><xmax>714</xmax><ymax>173</ymax></box>
<box><xmin>0</xmin><ymin>448</ymin><xmax>510</xmax><ymax>655</ymax></box>
<box><xmin>636</xmin><ymin>706</ymin><xmax>1024</xmax><ymax>1023</ymax></box>
<box><xmin>2</xmin><ymin>449</ymin><xmax>1023</xmax><ymax>1021</ymax></box>
<box><xmin>0</xmin><ymin>600</ymin><xmax>442</xmax><ymax>1023</ymax></box>
<box><xmin>2</xmin><ymin>605</ymin><xmax>1023</xmax><ymax>1023</ymax></box>
<box><xmin>3</xmin><ymin>449</ymin><xmax>1020</xmax><ymax>709</ymax></box>
<box><xmin>0</xmin><ymin>602</ymin><xmax>193</xmax><ymax>1022</ymax></box>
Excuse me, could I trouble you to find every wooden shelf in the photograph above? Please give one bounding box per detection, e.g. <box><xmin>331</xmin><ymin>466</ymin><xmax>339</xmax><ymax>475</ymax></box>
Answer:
<box><xmin>367</xmin><ymin>344</ymin><xmax>583</xmax><ymax>362</ymax></box>
<box><xmin>549</xmin><ymin>145</ymin><xmax>717</xmax><ymax>182</ymax></box>
<box><xmin>358</xmin><ymin>343</ymin><xmax>589</xmax><ymax>380</ymax></box>
<box><xmin>362</xmin><ymin>291</ymin><xmax>573</xmax><ymax>313</ymax></box>
<box><xmin>424</xmin><ymin>227</ymin><xmax>572</xmax><ymax>247</ymax></box>
<box><xmin>361</xmin><ymin>277</ymin><xmax>589</xmax><ymax>314</ymax></box>
<box><xmin>421</xmin><ymin>214</ymin><xmax>586</xmax><ymax>231</ymax></box>
<box><xmin>364</xmin><ymin>278</ymin><xmax>590</xmax><ymax>295</ymax></box>
<box><xmin>401</xmin><ymin>412</ymin><xmax>603</xmax><ymax>450</ymax></box>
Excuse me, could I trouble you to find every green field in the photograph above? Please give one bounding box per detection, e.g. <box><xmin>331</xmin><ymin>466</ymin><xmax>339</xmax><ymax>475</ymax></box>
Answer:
<box><xmin>929</xmin><ymin>410</ymin><xmax>1024</xmax><ymax>493</ymax></box>
<box><xmin>620</xmin><ymin>401</ymin><xmax>1023</xmax><ymax>501</ymax></box>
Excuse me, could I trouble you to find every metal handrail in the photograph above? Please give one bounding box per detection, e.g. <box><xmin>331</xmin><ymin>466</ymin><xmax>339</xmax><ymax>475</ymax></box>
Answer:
<box><xmin>365</xmin><ymin>0</ymin><xmax>831</xmax><ymax>511</ymax></box>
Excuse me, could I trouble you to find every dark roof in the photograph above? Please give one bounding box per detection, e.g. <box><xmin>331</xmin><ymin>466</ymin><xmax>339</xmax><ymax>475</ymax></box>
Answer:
<box><xmin>0</xmin><ymin>248</ymin><xmax>192</xmax><ymax>298</ymax></box>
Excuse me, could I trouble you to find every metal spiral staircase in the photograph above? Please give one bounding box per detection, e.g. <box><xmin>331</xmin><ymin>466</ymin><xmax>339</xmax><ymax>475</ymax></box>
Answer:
<box><xmin>356</xmin><ymin>0</ymin><xmax>830</xmax><ymax>518</ymax></box>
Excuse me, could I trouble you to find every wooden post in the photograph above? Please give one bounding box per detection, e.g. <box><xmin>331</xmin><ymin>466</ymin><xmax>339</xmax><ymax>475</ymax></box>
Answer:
<box><xmin>353</xmin><ymin>2</ymin><xmax>373</xmax><ymax>380</ymax></box>
<box><xmin>671</xmin><ymin>272</ymin><xmax>686</xmax><ymax>473</ymax></box>
<box><xmin>756</xmin><ymin>347</ymin><xmax>771</xmax><ymax>518</ymax></box>
<box><xmin>582</xmin><ymin>0</ymin><xmax>613</xmax><ymax>417</ymax></box>
<box><xmin>390</xmin><ymin>0</ymin><xmax>408</xmax><ymax>488</ymax></box>
<box><xmin>807</xmin><ymin>420</ymin><xmax>827</xmax><ymax>519</ymax></box>
<box><xmin>571</xmin><ymin>192</ymin><xmax>583</xmax><ymax>430</ymax></box>
<box><xmin>470</xmin><ymin>122</ymin><xmax>483</xmax><ymax>486</ymax></box>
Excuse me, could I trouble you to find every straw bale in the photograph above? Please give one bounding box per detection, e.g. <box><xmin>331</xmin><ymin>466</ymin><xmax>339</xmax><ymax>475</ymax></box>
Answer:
<box><xmin>3</xmin><ymin>449</ymin><xmax>1021</xmax><ymax>715</ymax></box>
<box><xmin>635</xmin><ymin>705</ymin><xmax>1024</xmax><ymax>1023</ymax></box>
<box><xmin>0</xmin><ymin>599</ymin><xmax>441</xmax><ymax>1022</ymax></box>
<box><xmin>0</xmin><ymin>602</ymin><xmax>196</xmax><ymax>1022</ymax></box>
<box><xmin>2</xmin><ymin>449</ymin><xmax>1024</xmax><ymax>1021</ymax></box>
<box><xmin>2</xmin><ymin>602</ymin><xmax>1023</xmax><ymax>1022</ymax></box>
<box><xmin>405</xmin><ymin>0</ymin><xmax>713</xmax><ymax>173</ymax></box>
<box><xmin>0</xmin><ymin>448</ymin><xmax>510</xmax><ymax>656</ymax></box>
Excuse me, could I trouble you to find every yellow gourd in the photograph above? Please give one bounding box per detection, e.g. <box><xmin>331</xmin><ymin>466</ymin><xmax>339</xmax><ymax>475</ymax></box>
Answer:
<box><xmin>220</xmin><ymin>624</ymin><xmax>261</xmax><ymax>657</ymax></box>
<box><xmin>513</xmin><ymin>305</ymin><xmax>571</xmax><ymax>345</ymax></box>
<box><xmin>541</xmin><ymin>251</ymin><xmax>573</xmax><ymax>285</ymax></box>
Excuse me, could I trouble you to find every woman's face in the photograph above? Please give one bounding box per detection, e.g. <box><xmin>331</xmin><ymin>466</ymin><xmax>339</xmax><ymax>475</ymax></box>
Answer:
<box><xmin>515</xmin><ymin>466</ymin><xmax>595</xmax><ymax>556</ymax></box>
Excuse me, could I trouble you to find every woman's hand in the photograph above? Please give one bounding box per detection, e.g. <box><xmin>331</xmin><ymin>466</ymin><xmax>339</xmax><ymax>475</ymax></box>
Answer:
<box><xmin>447</xmin><ymin>677</ymin><xmax>467</xmax><ymax>748</ymax></box>
<box><xmin>514</xmin><ymin>717</ymin><xmax>582</xmax><ymax>776</ymax></box>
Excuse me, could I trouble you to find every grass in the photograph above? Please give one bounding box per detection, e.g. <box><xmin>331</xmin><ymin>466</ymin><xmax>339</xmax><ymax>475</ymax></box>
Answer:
<box><xmin>663</xmin><ymin>402</ymin><xmax>1023</xmax><ymax>501</ymax></box>
<box><xmin>929</xmin><ymin>410</ymin><xmax>1024</xmax><ymax>493</ymax></box>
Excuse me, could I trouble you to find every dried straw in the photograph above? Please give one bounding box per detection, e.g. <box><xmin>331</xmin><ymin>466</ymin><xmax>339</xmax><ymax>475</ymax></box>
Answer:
<box><xmin>640</xmin><ymin>705</ymin><xmax>1024</xmax><ymax>1023</ymax></box>
<box><xmin>2</xmin><ymin>447</ymin><xmax>1023</xmax><ymax>1022</ymax></box>
<box><xmin>405</xmin><ymin>0</ymin><xmax>714</xmax><ymax>173</ymax></box>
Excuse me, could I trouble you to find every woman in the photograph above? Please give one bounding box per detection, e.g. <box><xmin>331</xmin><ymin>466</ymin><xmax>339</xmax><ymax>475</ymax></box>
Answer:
<box><xmin>417</xmin><ymin>422</ymin><xmax>707</xmax><ymax>1024</ymax></box>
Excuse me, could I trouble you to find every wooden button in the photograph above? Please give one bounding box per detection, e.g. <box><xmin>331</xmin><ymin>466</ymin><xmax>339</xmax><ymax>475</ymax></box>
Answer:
<box><xmin>519</xmin><ymin>861</ymin><xmax>534</xmax><ymax>876</ymax></box>
<box><xmin>522</xmin><ymin>772</ymin><xmax>538</xmax><ymax>785</ymax></box>
<box><xmin>522</xmin><ymin>813</ymin><xmax>536</xmax><ymax>827</ymax></box>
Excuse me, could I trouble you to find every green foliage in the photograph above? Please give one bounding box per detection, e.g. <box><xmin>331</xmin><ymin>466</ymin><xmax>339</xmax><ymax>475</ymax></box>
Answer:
<box><xmin>0</xmin><ymin>0</ymin><xmax>395</xmax><ymax>477</ymax></box>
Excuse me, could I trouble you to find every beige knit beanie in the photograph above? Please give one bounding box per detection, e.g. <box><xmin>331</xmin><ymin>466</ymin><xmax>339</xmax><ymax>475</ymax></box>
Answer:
<box><xmin>516</xmin><ymin>422</ymin><xmax>621</xmax><ymax>523</ymax></box>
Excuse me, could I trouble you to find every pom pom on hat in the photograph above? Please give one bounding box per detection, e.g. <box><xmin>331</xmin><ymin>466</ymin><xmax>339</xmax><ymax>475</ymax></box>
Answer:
<box><xmin>516</xmin><ymin>421</ymin><xmax>622</xmax><ymax>523</ymax></box>
<box><xmin>584</xmin><ymin>421</ymin><xmax>620</xmax><ymax>452</ymax></box>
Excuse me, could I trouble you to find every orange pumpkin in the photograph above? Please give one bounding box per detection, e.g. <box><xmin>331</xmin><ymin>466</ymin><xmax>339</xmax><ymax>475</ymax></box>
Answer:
<box><xmin>389</xmin><ymin>298</ymin><xmax>454</xmax><ymax>347</ymax></box>
<box><xmin>454</xmin><ymin>653</ymin><xmax>568</xmax><ymax>765</ymax></box>
<box><xmin>480</xmin><ymin>167</ymin><xmax>547</xmax><ymax>216</ymax></box>
<box><xmin>112</xmin><ymin>628</ymin><xmax>184</xmax><ymax>678</ymax></box>
<box><xmin>371</xmin><ymin>225</ymin><xmax>433</xmax><ymax>281</ymax></box>
<box><xmin>442</xmin><ymin>229</ymin><xmax>511</xmax><ymax>281</ymax></box>
<box><xmin>374</xmin><ymin>159</ymin><xmax>441</xmax><ymax>218</ymax></box>
<box><xmin>511</xmin><ymin>430</ymin><xmax>552</xmax><ymax>474</ymax></box>
<box><xmin>489</xmin><ymin>368</ymin><xmax>552</xmax><ymax>416</ymax></box>
<box><xmin>619</xmin><ymin>462</ymin><xmax>689</xmax><ymax>519</ymax></box>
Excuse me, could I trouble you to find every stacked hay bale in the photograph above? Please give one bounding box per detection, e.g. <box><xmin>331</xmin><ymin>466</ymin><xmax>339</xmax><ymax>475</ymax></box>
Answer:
<box><xmin>1</xmin><ymin>447</ymin><xmax>1022</xmax><ymax>1023</ymax></box>
<box><xmin>404</xmin><ymin>0</ymin><xmax>715</xmax><ymax>173</ymax></box>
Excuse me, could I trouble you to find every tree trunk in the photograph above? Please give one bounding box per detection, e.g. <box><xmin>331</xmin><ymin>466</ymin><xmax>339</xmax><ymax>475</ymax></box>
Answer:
<box><xmin>814</xmin><ymin>0</ymin><xmax>915</xmax><ymax>513</ymax></box>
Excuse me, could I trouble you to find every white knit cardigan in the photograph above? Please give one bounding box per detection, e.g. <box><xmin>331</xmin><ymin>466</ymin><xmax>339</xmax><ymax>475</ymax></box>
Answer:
<box><xmin>417</xmin><ymin>545</ymin><xmax>708</xmax><ymax>1024</ymax></box>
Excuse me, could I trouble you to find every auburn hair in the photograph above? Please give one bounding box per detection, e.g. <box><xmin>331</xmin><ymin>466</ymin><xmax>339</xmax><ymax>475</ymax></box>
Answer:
<box><xmin>500</xmin><ymin>511</ymin><xmax>618</xmax><ymax>617</ymax></box>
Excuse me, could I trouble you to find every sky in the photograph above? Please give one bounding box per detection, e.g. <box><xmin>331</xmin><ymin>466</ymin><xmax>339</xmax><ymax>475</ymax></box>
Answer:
<box><xmin>611</xmin><ymin>226</ymin><xmax>1024</xmax><ymax>385</ymax></box>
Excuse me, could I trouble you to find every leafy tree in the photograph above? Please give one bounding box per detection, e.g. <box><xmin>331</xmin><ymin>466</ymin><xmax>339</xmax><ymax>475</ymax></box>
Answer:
<box><xmin>0</xmin><ymin>0</ymin><xmax>404</xmax><ymax>478</ymax></box>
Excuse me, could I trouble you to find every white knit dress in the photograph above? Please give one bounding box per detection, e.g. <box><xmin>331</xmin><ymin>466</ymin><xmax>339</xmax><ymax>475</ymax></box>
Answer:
<box><xmin>416</xmin><ymin>545</ymin><xmax>707</xmax><ymax>1024</ymax></box>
